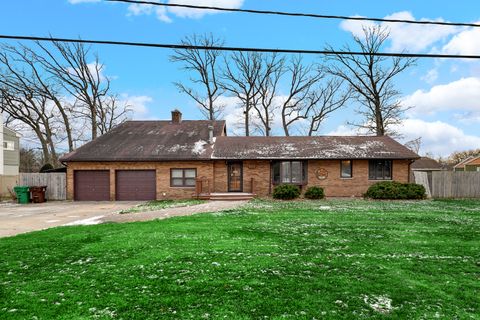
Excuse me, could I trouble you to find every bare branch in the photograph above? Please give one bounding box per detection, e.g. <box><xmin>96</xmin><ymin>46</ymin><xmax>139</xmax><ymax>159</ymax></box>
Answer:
<box><xmin>325</xmin><ymin>25</ymin><xmax>416</xmax><ymax>136</ymax></box>
<box><xmin>170</xmin><ymin>34</ymin><xmax>225</xmax><ymax>120</ymax></box>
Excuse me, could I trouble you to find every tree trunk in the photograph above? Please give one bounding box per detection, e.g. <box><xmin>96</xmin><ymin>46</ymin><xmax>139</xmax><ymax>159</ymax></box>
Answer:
<box><xmin>245</xmin><ymin>99</ymin><xmax>250</xmax><ymax>136</ymax></box>
<box><xmin>375</xmin><ymin>99</ymin><xmax>385</xmax><ymax>136</ymax></box>
<box><xmin>91</xmin><ymin>106</ymin><xmax>98</xmax><ymax>139</ymax></box>
<box><xmin>52</xmin><ymin>98</ymin><xmax>74</xmax><ymax>151</ymax></box>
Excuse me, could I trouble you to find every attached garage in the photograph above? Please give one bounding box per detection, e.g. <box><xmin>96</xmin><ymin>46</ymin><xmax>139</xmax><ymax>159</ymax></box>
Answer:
<box><xmin>115</xmin><ymin>170</ymin><xmax>156</xmax><ymax>201</ymax></box>
<box><xmin>74</xmin><ymin>170</ymin><xmax>110</xmax><ymax>201</ymax></box>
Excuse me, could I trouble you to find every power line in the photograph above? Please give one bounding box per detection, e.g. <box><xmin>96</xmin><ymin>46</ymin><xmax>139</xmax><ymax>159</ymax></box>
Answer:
<box><xmin>107</xmin><ymin>0</ymin><xmax>480</xmax><ymax>28</ymax></box>
<box><xmin>0</xmin><ymin>34</ymin><xmax>479</xmax><ymax>60</ymax></box>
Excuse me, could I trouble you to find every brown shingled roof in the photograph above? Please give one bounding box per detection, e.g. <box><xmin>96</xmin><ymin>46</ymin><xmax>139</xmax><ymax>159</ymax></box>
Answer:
<box><xmin>61</xmin><ymin>120</ymin><xmax>419</xmax><ymax>162</ymax></box>
<box><xmin>211</xmin><ymin>136</ymin><xmax>419</xmax><ymax>160</ymax></box>
<box><xmin>411</xmin><ymin>157</ymin><xmax>443</xmax><ymax>170</ymax></box>
<box><xmin>61</xmin><ymin>120</ymin><xmax>226</xmax><ymax>162</ymax></box>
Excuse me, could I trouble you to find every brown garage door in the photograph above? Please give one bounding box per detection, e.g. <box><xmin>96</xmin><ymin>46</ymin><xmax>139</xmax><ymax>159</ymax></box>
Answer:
<box><xmin>115</xmin><ymin>170</ymin><xmax>156</xmax><ymax>201</ymax></box>
<box><xmin>74</xmin><ymin>170</ymin><xmax>110</xmax><ymax>201</ymax></box>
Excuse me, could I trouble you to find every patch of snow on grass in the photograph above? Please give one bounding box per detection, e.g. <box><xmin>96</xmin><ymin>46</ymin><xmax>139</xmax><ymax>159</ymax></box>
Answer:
<box><xmin>319</xmin><ymin>206</ymin><xmax>332</xmax><ymax>210</ymax></box>
<box><xmin>363</xmin><ymin>294</ymin><xmax>394</xmax><ymax>314</ymax></box>
<box><xmin>64</xmin><ymin>216</ymin><xmax>104</xmax><ymax>226</ymax></box>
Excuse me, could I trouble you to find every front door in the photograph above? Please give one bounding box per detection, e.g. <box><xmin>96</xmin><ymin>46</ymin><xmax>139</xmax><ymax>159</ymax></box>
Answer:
<box><xmin>228</xmin><ymin>162</ymin><xmax>243</xmax><ymax>192</ymax></box>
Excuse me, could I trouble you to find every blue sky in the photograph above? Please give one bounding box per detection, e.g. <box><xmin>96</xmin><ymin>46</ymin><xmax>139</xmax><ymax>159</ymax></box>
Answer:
<box><xmin>1</xmin><ymin>0</ymin><xmax>480</xmax><ymax>157</ymax></box>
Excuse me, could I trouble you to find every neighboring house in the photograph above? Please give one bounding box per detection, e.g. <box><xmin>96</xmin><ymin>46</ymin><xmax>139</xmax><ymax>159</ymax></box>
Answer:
<box><xmin>411</xmin><ymin>157</ymin><xmax>443</xmax><ymax>173</ymax></box>
<box><xmin>60</xmin><ymin>110</ymin><xmax>419</xmax><ymax>201</ymax></box>
<box><xmin>2</xmin><ymin>126</ymin><xmax>21</xmax><ymax>176</ymax></box>
<box><xmin>453</xmin><ymin>156</ymin><xmax>480</xmax><ymax>172</ymax></box>
<box><xmin>0</xmin><ymin>113</ymin><xmax>21</xmax><ymax>199</ymax></box>
<box><xmin>410</xmin><ymin>157</ymin><xmax>444</xmax><ymax>194</ymax></box>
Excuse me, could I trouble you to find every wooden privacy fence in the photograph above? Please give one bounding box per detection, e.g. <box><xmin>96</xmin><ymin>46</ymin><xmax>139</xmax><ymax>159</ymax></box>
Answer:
<box><xmin>19</xmin><ymin>173</ymin><xmax>67</xmax><ymax>200</ymax></box>
<box><xmin>430</xmin><ymin>171</ymin><xmax>480</xmax><ymax>198</ymax></box>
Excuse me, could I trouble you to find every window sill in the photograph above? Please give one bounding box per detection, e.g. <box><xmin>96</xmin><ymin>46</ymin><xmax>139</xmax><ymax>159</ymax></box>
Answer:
<box><xmin>272</xmin><ymin>182</ymin><xmax>307</xmax><ymax>186</ymax></box>
<box><xmin>368</xmin><ymin>179</ymin><xmax>393</xmax><ymax>181</ymax></box>
<box><xmin>340</xmin><ymin>177</ymin><xmax>353</xmax><ymax>180</ymax></box>
<box><xmin>169</xmin><ymin>186</ymin><xmax>196</xmax><ymax>189</ymax></box>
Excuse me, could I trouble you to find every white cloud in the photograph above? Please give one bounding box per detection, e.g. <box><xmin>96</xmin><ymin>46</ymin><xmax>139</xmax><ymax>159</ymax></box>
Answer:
<box><xmin>326</xmin><ymin>124</ymin><xmax>364</xmax><ymax>136</ymax></box>
<box><xmin>327</xmin><ymin>119</ymin><xmax>480</xmax><ymax>157</ymax></box>
<box><xmin>122</xmin><ymin>94</ymin><xmax>153</xmax><ymax>118</ymax></box>
<box><xmin>339</xmin><ymin>16</ymin><xmax>376</xmax><ymax>38</ymax></box>
<box><xmin>384</xmin><ymin>12</ymin><xmax>459</xmax><ymax>52</ymax></box>
<box><xmin>168</xmin><ymin>0</ymin><xmax>244</xmax><ymax>19</ymax></box>
<box><xmin>127</xmin><ymin>4</ymin><xmax>172</xmax><ymax>23</ymax></box>
<box><xmin>126</xmin><ymin>0</ymin><xmax>244</xmax><ymax>22</ymax></box>
<box><xmin>421</xmin><ymin>68</ymin><xmax>439</xmax><ymax>84</ymax></box>
<box><xmin>154</xmin><ymin>6</ymin><xmax>172</xmax><ymax>23</ymax></box>
<box><xmin>404</xmin><ymin>77</ymin><xmax>480</xmax><ymax>117</ymax></box>
<box><xmin>340</xmin><ymin>11</ymin><xmax>459</xmax><ymax>52</ymax></box>
<box><xmin>393</xmin><ymin>119</ymin><xmax>480</xmax><ymax>157</ymax></box>
<box><xmin>441</xmin><ymin>24</ymin><xmax>480</xmax><ymax>55</ymax></box>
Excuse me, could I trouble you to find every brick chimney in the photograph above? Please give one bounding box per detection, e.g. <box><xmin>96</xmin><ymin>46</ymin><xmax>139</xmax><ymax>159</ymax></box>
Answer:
<box><xmin>171</xmin><ymin>109</ymin><xmax>182</xmax><ymax>124</ymax></box>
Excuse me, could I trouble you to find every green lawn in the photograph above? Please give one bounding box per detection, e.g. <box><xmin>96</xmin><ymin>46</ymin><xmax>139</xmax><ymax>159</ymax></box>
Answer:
<box><xmin>119</xmin><ymin>199</ymin><xmax>206</xmax><ymax>214</ymax></box>
<box><xmin>1</xmin><ymin>199</ymin><xmax>479</xmax><ymax>319</ymax></box>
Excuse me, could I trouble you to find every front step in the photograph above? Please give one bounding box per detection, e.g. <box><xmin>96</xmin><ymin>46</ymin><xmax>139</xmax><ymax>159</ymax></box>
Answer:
<box><xmin>195</xmin><ymin>192</ymin><xmax>255</xmax><ymax>201</ymax></box>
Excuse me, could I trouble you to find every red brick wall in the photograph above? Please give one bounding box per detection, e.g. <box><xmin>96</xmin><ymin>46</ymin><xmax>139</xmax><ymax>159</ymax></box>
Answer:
<box><xmin>307</xmin><ymin>159</ymin><xmax>410</xmax><ymax>197</ymax></box>
<box><xmin>67</xmin><ymin>159</ymin><xmax>411</xmax><ymax>200</ymax></box>
<box><xmin>66</xmin><ymin>161</ymin><xmax>213</xmax><ymax>200</ymax></box>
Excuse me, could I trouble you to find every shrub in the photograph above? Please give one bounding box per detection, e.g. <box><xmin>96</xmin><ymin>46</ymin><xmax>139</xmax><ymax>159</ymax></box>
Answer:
<box><xmin>304</xmin><ymin>186</ymin><xmax>325</xmax><ymax>200</ymax></box>
<box><xmin>364</xmin><ymin>181</ymin><xmax>426</xmax><ymax>200</ymax></box>
<box><xmin>39</xmin><ymin>163</ymin><xmax>54</xmax><ymax>173</ymax></box>
<box><xmin>272</xmin><ymin>184</ymin><xmax>301</xmax><ymax>200</ymax></box>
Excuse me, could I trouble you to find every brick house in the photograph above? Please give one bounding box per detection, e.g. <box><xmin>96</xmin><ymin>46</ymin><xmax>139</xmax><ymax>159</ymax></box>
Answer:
<box><xmin>453</xmin><ymin>156</ymin><xmax>480</xmax><ymax>172</ymax></box>
<box><xmin>60</xmin><ymin>110</ymin><xmax>419</xmax><ymax>201</ymax></box>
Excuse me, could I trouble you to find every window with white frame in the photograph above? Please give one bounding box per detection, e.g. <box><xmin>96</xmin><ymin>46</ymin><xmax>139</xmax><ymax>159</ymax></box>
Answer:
<box><xmin>3</xmin><ymin>141</ymin><xmax>14</xmax><ymax>151</ymax></box>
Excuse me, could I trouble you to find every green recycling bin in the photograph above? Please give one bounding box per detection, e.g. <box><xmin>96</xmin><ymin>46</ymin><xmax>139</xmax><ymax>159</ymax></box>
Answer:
<box><xmin>14</xmin><ymin>186</ymin><xmax>30</xmax><ymax>204</ymax></box>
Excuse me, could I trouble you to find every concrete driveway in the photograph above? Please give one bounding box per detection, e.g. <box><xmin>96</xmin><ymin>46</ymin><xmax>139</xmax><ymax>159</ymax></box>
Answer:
<box><xmin>0</xmin><ymin>201</ymin><xmax>139</xmax><ymax>238</ymax></box>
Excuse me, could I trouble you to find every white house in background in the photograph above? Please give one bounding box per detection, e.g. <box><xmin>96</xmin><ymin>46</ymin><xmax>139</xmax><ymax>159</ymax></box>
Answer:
<box><xmin>1</xmin><ymin>113</ymin><xmax>20</xmax><ymax>175</ymax></box>
<box><xmin>0</xmin><ymin>113</ymin><xmax>21</xmax><ymax>198</ymax></box>
<box><xmin>0</xmin><ymin>113</ymin><xmax>3</xmax><ymax>176</ymax></box>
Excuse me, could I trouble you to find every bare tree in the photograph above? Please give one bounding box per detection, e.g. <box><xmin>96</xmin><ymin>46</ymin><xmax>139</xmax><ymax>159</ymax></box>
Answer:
<box><xmin>253</xmin><ymin>55</ymin><xmax>285</xmax><ymax>136</ymax></box>
<box><xmin>0</xmin><ymin>81</ymin><xmax>58</xmax><ymax>164</ymax></box>
<box><xmin>96</xmin><ymin>94</ymin><xmax>132</xmax><ymax>135</ymax></box>
<box><xmin>35</xmin><ymin>40</ymin><xmax>116</xmax><ymax>140</ymax></box>
<box><xmin>0</xmin><ymin>41</ymin><xmax>129</xmax><ymax>164</ymax></box>
<box><xmin>280</xmin><ymin>56</ymin><xmax>324</xmax><ymax>136</ymax></box>
<box><xmin>303</xmin><ymin>78</ymin><xmax>351</xmax><ymax>136</ymax></box>
<box><xmin>0</xmin><ymin>44</ymin><xmax>77</xmax><ymax>152</ymax></box>
<box><xmin>20</xmin><ymin>147</ymin><xmax>42</xmax><ymax>173</ymax></box>
<box><xmin>404</xmin><ymin>137</ymin><xmax>422</xmax><ymax>154</ymax></box>
<box><xmin>170</xmin><ymin>34</ymin><xmax>225</xmax><ymax>120</ymax></box>
<box><xmin>325</xmin><ymin>25</ymin><xmax>416</xmax><ymax>136</ymax></box>
<box><xmin>222</xmin><ymin>51</ymin><xmax>262</xmax><ymax>136</ymax></box>
<box><xmin>222</xmin><ymin>52</ymin><xmax>284</xmax><ymax>136</ymax></box>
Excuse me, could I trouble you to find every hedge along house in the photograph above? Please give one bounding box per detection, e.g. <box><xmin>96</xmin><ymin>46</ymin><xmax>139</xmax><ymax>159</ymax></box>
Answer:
<box><xmin>60</xmin><ymin>110</ymin><xmax>419</xmax><ymax>201</ymax></box>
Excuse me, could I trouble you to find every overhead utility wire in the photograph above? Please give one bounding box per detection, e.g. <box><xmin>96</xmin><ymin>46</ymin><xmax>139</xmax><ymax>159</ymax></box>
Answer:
<box><xmin>106</xmin><ymin>0</ymin><xmax>480</xmax><ymax>28</ymax></box>
<box><xmin>0</xmin><ymin>34</ymin><xmax>479</xmax><ymax>60</ymax></box>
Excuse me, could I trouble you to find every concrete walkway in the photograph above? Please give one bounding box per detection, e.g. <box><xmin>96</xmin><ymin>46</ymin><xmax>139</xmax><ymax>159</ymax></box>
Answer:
<box><xmin>102</xmin><ymin>201</ymin><xmax>248</xmax><ymax>224</ymax></box>
<box><xmin>0</xmin><ymin>201</ymin><xmax>247</xmax><ymax>238</ymax></box>
<box><xmin>0</xmin><ymin>201</ymin><xmax>140</xmax><ymax>238</ymax></box>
